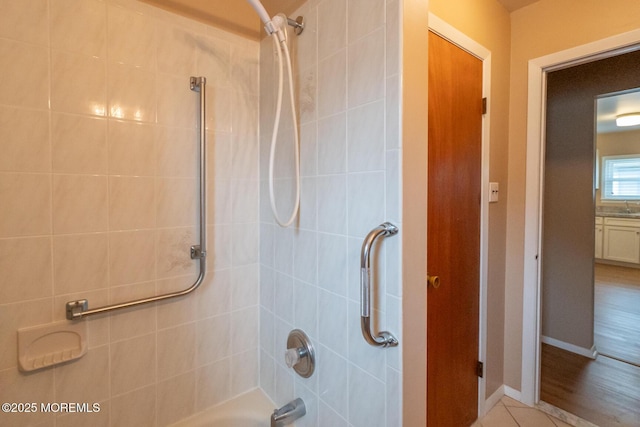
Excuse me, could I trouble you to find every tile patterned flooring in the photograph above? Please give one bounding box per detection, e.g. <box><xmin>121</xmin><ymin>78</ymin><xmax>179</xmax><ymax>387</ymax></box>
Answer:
<box><xmin>473</xmin><ymin>396</ymin><xmax>573</xmax><ymax>427</ymax></box>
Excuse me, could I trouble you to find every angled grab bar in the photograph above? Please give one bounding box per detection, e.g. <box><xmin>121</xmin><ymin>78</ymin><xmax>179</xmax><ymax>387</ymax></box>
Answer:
<box><xmin>65</xmin><ymin>76</ymin><xmax>208</xmax><ymax>320</ymax></box>
<box><xmin>360</xmin><ymin>222</ymin><xmax>399</xmax><ymax>347</ymax></box>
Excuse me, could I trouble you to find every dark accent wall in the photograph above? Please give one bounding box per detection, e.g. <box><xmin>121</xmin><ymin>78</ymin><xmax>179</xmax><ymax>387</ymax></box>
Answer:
<box><xmin>542</xmin><ymin>49</ymin><xmax>640</xmax><ymax>349</ymax></box>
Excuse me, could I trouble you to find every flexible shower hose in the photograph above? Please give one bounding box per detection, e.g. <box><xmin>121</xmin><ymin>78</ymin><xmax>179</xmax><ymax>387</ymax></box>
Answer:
<box><xmin>268</xmin><ymin>28</ymin><xmax>300</xmax><ymax>227</ymax></box>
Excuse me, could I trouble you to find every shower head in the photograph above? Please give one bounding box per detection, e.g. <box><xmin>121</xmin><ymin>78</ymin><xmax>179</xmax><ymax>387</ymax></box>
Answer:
<box><xmin>246</xmin><ymin>0</ymin><xmax>284</xmax><ymax>39</ymax></box>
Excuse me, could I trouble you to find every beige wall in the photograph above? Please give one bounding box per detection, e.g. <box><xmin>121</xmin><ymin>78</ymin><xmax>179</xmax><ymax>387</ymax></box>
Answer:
<box><xmin>429</xmin><ymin>0</ymin><xmax>511</xmax><ymax>399</ymax></box>
<box><xmin>506</xmin><ymin>0</ymin><xmax>640</xmax><ymax>390</ymax></box>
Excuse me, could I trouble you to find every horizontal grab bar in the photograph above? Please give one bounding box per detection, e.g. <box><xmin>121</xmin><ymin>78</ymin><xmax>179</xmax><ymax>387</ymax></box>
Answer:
<box><xmin>360</xmin><ymin>222</ymin><xmax>399</xmax><ymax>348</ymax></box>
<box><xmin>65</xmin><ymin>76</ymin><xmax>208</xmax><ymax>320</ymax></box>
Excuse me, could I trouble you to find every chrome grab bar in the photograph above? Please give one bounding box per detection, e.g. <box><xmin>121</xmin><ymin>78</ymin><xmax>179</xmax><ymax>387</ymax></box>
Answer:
<box><xmin>360</xmin><ymin>222</ymin><xmax>399</xmax><ymax>347</ymax></box>
<box><xmin>65</xmin><ymin>76</ymin><xmax>208</xmax><ymax>320</ymax></box>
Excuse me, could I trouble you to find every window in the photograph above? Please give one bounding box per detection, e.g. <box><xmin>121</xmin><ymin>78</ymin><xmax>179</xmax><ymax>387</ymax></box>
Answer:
<box><xmin>601</xmin><ymin>154</ymin><xmax>640</xmax><ymax>200</ymax></box>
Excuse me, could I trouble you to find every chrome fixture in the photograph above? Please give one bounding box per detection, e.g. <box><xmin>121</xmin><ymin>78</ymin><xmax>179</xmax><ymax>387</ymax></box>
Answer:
<box><xmin>287</xmin><ymin>16</ymin><xmax>305</xmax><ymax>35</ymax></box>
<box><xmin>285</xmin><ymin>329</ymin><xmax>315</xmax><ymax>378</ymax></box>
<box><xmin>360</xmin><ymin>222</ymin><xmax>399</xmax><ymax>347</ymax></box>
<box><xmin>271</xmin><ymin>398</ymin><xmax>306</xmax><ymax>427</ymax></box>
<box><xmin>65</xmin><ymin>76</ymin><xmax>208</xmax><ymax>320</ymax></box>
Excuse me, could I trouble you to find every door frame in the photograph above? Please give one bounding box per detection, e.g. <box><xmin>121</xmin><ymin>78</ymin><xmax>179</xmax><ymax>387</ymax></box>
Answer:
<box><xmin>521</xmin><ymin>28</ymin><xmax>640</xmax><ymax>406</ymax></box>
<box><xmin>428</xmin><ymin>13</ymin><xmax>492</xmax><ymax>418</ymax></box>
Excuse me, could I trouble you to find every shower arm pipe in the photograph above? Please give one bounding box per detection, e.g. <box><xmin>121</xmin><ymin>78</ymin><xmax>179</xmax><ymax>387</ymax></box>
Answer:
<box><xmin>360</xmin><ymin>222</ymin><xmax>399</xmax><ymax>348</ymax></box>
<box><xmin>65</xmin><ymin>76</ymin><xmax>208</xmax><ymax>321</ymax></box>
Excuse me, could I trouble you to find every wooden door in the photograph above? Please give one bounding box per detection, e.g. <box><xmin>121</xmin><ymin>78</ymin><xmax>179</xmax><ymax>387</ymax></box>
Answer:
<box><xmin>427</xmin><ymin>31</ymin><xmax>483</xmax><ymax>427</ymax></box>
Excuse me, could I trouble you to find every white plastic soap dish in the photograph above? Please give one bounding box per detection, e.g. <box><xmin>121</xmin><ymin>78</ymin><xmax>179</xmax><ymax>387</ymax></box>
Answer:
<box><xmin>17</xmin><ymin>320</ymin><xmax>87</xmax><ymax>372</ymax></box>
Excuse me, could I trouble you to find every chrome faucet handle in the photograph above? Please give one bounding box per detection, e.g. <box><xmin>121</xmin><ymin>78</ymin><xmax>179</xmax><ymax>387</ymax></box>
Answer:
<box><xmin>285</xmin><ymin>329</ymin><xmax>315</xmax><ymax>378</ymax></box>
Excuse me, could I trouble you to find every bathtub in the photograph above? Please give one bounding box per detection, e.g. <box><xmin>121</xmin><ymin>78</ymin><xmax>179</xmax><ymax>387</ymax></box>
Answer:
<box><xmin>170</xmin><ymin>389</ymin><xmax>275</xmax><ymax>427</ymax></box>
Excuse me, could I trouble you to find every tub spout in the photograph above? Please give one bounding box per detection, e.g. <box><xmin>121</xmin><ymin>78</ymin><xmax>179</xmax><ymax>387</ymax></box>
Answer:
<box><xmin>271</xmin><ymin>398</ymin><xmax>306</xmax><ymax>427</ymax></box>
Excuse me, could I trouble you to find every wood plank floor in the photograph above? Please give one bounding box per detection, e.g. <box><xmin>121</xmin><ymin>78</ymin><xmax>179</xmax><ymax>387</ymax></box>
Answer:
<box><xmin>595</xmin><ymin>264</ymin><xmax>640</xmax><ymax>366</ymax></box>
<box><xmin>540</xmin><ymin>343</ymin><xmax>640</xmax><ymax>427</ymax></box>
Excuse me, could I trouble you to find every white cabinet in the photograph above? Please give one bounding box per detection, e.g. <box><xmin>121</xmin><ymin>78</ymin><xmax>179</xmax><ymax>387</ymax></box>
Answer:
<box><xmin>595</xmin><ymin>224</ymin><xmax>603</xmax><ymax>259</ymax></box>
<box><xmin>603</xmin><ymin>217</ymin><xmax>640</xmax><ymax>264</ymax></box>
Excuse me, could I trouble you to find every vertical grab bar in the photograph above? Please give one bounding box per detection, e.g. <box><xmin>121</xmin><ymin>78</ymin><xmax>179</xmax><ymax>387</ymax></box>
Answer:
<box><xmin>360</xmin><ymin>222</ymin><xmax>399</xmax><ymax>347</ymax></box>
<box><xmin>65</xmin><ymin>76</ymin><xmax>208</xmax><ymax>320</ymax></box>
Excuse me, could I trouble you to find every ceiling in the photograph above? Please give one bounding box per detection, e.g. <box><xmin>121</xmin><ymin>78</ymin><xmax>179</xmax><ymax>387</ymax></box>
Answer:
<box><xmin>597</xmin><ymin>90</ymin><xmax>640</xmax><ymax>134</ymax></box>
<box><xmin>142</xmin><ymin>0</ymin><xmax>306</xmax><ymax>39</ymax></box>
<box><xmin>496</xmin><ymin>0</ymin><xmax>539</xmax><ymax>12</ymax></box>
<box><xmin>144</xmin><ymin>0</ymin><xmax>541</xmax><ymax>39</ymax></box>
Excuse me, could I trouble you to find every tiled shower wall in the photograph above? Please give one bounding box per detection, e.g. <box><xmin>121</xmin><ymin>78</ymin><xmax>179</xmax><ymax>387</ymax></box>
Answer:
<box><xmin>258</xmin><ymin>0</ymin><xmax>403</xmax><ymax>426</ymax></box>
<box><xmin>0</xmin><ymin>0</ymin><xmax>260</xmax><ymax>426</ymax></box>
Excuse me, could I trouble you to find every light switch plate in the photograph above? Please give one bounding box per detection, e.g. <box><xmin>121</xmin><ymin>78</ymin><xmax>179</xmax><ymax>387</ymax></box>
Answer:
<box><xmin>489</xmin><ymin>182</ymin><xmax>499</xmax><ymax>203</ymax></box>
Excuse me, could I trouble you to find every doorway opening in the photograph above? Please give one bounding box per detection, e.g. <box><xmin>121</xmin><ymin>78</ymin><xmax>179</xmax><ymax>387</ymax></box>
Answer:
<box><xmin>522</xmin><ymin>28</ymin><xmax>640</xmax><ymax>426</ymax></box>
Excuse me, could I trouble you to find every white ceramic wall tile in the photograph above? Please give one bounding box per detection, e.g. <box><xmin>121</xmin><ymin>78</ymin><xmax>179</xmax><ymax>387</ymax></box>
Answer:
<box><xmin>317</xmin><ymin>50</ymin><xmax>347</xmax><ymax>118</ymax></box>
<box><xmin>293</xmin><ymin>230</ymin><xmax>318</xmax><ymax>284</ymax></box>
<box><xmin>318</xmin><ymin>345</ymin><xmax>348</xmax><ymax>418</ymax></box>
<box><xmin>196</xmin><ymin>313</ymin><xmax>231</xmax><ymax>366</ymax></box>
<box><xmin>347</xmin><ymin>172</ymin><xmax>386</xmax><ymax>238</ymax></box>
<box><xmin>299</xmin><ymin>66</ymin><xmax>318</xmax><ymax>124</ymax></box>
<box><xmin>300</xmin><ymin>122</ymin><xmax>318</xmax><ymax>177</ymax></box>
<box><xmin>294</xmin><ymin>380</ymin><xmax>319</xmax><ymax>427</ymax></box>
<box><xmin>317</xmin><ymin>0</ymin><xmax>347</xmax><ymax>60</ymax></box>
<box><xmin>0</xmin><ymin>39</ymin><xmax>49</xmax><ymax>109</ymax></box>
<box><xmin>231</xmin><ymin>349</ymin><xmax>259</xmax><ymax>395</ymax></box>
<box><xmin>109</xmin><ymin>282</ymin><xmax>156</xmax><ymax>342</ymax></box>
<box><xmin>385</xmin><ymin>296</ymin><xmax>402</xmax><ymax>370</ymax></box>
<box><xmin>110</xmin><ymin>333</ymin><xmax>156</xmax><ymax>396</ymax></box>
<box><xmin>0</xmin><ymin>367</ymin><xmax>55</xmax><ymax>426</ymax></box>
<box><xmin>52</xmin><ymin>113</ymin><xmax>107</xmax><ymax>174</ymax></box>
<box><xmin>110</xmin><ymin>385</ymin><xmax>156</xmax><ymax>427</ymax></box>
<box><xmin>157</xmin><ymin>372</ymin><xmax>195</xmax><ymax>426</ymax></box>
<box><xmin>386</xmin><ymin>75</ymin><xmax>401</xmax><ymax>149</ymax></box>
<box><xmin>347</xmin><ymin>28</ymin><xmax>385</xmax><ymax>108</ymax></box>
<box><xmin>107</xmin><ymin>3</ymin><xmax>156</xmax><ymax>70</ymax></box>
<box><xmin>319</xmin><ymin>401</ymin><xmax>349</xmax><ymax>427</ymax></box>
<box><xmin>0</xmin><ymin>106</ymin><xmax>50</xmax><ymax>172</ymax></box>
<box><xmin>211</xmin><ymin>224</ymin><xmax>232</xmax><ymax>271</ymax></box>
<box><xmin>1</xmin><ymin>2</ymin><xmax>264</xmax><ymax>424</ymax></box>
<box><xmin>294</xmin><ymin>5</ymin><xmax>318</xmax><ymax>71</ymax></box>
<box><xmin>156</xmin><ymin>24</ymin><xmax>197</xmax><ymax>76</ymax></box>
<box><xmin>386</xmin><ymin>367</ymin><xmax>402</xmax><ymax>426</ymax></box>
<box><xmin>50</xmin><ymin>0</ymin><xmax>106</xmax><ymax>58</ymax></box>
<box><xmin>0</xmin><ymin>173</ymin><xmax>51</xmax><ymax>237</ymax></box>
<box><xmin>0</xmin><ymin>237</ymin><xmax>52</xmax><ymax>304</ymax></box>
<box><xmin>231</xmin><ymin>306</ymin><xmax>259</xmax><ymax>354</ymax></box>
<box><xmin>53</xmin><ymin>233</ymin><xmax>109</xmax><ymax>295</ymax></box>
<box><xmin>157</xmin><ymin>323</ymin><xmax>196</xmax><ymax>380</ymax></box>
<box><xmin>347</xmin><ymin>100</ymin><xmax>385</xmax><ymax>173</ymax></box>
<box><xmin>293</xmin><ymin>280</ymin><xmax>318</xmax><ymax>339</ymax></box>
<box><xmin>196</xmin><ymin>359</ymin><xmax>231</xmax><ymax>411</ymax></box>
<box><xmin>318</xmin><ymin>290</ymin><xmax>348</xmax><ymax>357</ymax></box>
<box><xmin>0</xmin><ymin>0</ymin><xmax>48</xmax><ymax>45</ymax></box>
<box><xmin>275</xmin><ymin>363</ymin><xmax>295</xmax><ymax>407</ymax></box>
<box><xmin>108</xmin><ymin>62</ymin><xmax>156</xmax><ymax>122</ymax></box>
<box><xmin>51</xmin><ymin>51</ymin><xmax>106</xmax><ymax>116</ymax></box>
<box><xmin>196</xmin><ymin>269</ymin><xmax>231</xmax><ymax>319</ymax></box>
<box><xmin>317</xmin><ymin>233</ymin><xmax>348</xmax><ymax>296</ymax></box>
<box><xmin>232</xmin><ymin>264</ymin><xmax>260</xmax><ymax>310</ymax></box>
<box><xmin>386</xmin><ymin>0</ymin><xmax>400</xmax><ymax>76</ymax></box>
<box><xmin>274</xmin><ymin>273</ymin><xmax>295</xmax><ymax>324</ymax></box>
<box><xmin>260</xmin><ymin>307</ymin><xmax>275</xmax><ymax>357</ymax></box>
<box><xmin>52</xmin><ymin>174</ymin><xmax>108</xmax><ymax>234</ymax></box>
<box><xmin>348</xmin><ymin>0</ymin><xmax>385</xmax><ymax>42</ymax></box>
<box><xmin>299</xmin><ymin>177</ymin><xmax>318</xmax><ymax>231</ymax></box>
<box><xmin>260</xmin><ymin>351</ymin><xmax>277</xmax><ymax>398</ymax></box>
<box><xmin>318</xmin><ymin>113</ymin><xmax>347</xmax><ymax>174</ymax></box>
<box><xmin>348</xmin><ymin>364</ymin><xmax>386</xmax><ymax>427</ymax></box>
<box><xmin>316</xmin><ymin>175</ymin><xmax>347</xmax><ymax>235</ymax></box>
<box><xmin>108</xmin><ymin>120</ymin><xmax>156</xmax><ymax>176</ymax></box>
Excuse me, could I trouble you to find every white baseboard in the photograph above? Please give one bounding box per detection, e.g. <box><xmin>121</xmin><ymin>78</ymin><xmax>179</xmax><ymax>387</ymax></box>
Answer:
<box><xmin>542</xmin><ymin>335</ymin><xmax>598</xmax><ymax>359</ymax></box>
<box><xmin>504</xmin><ymin>385</ymin><xmax>522</xmax><ymax>402</ymax></box>
<box><xmin>485</xmin><ymin>385</ymin><xmax>504</xmax><ymax>412</ymax></box>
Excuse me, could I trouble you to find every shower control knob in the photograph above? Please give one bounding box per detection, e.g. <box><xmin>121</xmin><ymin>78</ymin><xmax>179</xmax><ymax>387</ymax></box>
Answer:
<box><xmin>285</xmin><ymin>348</ymin><xmax>302</xmax><ymax>368</ymax></box>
